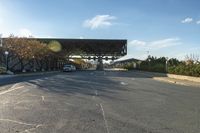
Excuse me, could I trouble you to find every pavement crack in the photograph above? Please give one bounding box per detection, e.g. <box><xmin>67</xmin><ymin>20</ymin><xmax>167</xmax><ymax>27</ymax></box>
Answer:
<box><xmin>100</xmin><ymin>103</ymin><xmax>110</xmax><ymax>133</ymax></box>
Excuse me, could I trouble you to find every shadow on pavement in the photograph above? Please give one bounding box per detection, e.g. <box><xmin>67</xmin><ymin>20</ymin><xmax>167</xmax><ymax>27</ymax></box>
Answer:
<box><xmin>0</xmin><ymin>70</ymin><xmax>168</xmax><ymax>101</ymax></box>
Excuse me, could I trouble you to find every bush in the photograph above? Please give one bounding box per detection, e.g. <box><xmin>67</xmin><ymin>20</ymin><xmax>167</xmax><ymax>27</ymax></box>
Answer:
<box><xmin>139</xmin><ymin>62</ymin><xmax>166</xmax><ymax>73</ymax></box>
<box><xmin>119</xmin><ymin>56</ymin><xmax>200</xmax><ymax>77</ymax></box>
<box><xmin>0</xmin><ymin>66</ymin><xmax>6</xmax><ymax>74</ymax></box>
<box><xmin>168</xmin><ymin>64</ymin><xmax>200</xmax><ymax>77</ymax></box>
<box><xmin>123</xmin><ymin>63</ymin><xmax>134</xmax><ymax>70</ymax></box>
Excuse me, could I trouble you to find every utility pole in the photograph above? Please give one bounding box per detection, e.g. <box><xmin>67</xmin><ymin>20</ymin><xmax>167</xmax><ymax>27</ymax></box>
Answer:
<box><xmin>5</xmin><ymin>51</ymin><xmax>9</xmax><ymax>71</ymax></box>
<box><xmin>0</xmin><ymin>34</ymin><xmax>3</xmax><ymax>66</ymax></box>
<box><xmin>165</xmin><ymin>57</ymin><xmax>169</xmax><ymax>73</ymax></box>
<box><xmin>146</xmin><ymin>51</ymin><xmax>150</xmax><ymax>58</ymax></box>
<box><xmin>146</xmin><ymin>51</ymin><xmax>151</xmax><ymax>71</ymax></box>
<box><xmin>0</xmin><ymin>34</ymin><xmax>2</xmax><ymax>47</ymax></box>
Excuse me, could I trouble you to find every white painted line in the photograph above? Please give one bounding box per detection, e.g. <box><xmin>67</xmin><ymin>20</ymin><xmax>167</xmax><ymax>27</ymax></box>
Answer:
<box><xmin>0</xmin><ymin>85</ymin><xmax>24</xmax><ymax>95</ymax></box>
<box><xmin>100</xmin><ymin>103</ymin><xmax>110</xmax><ymax>133</ymax></box>
<box><xmin>53</xmin><ymin>89</ymin><xmax>64</xmax><ymax>92</ymax></box>
<box><xmin>41</xmin><ymin>96</ymin><xmax>45</xmax><ymax>101</ymax></box>
<box><xmin>120</xmin><ymin>82</ymin><xmax>128</xmax><ymax>85</ymax></box>
<box><xmin>131</xmin><ymin>78</ymin><xmax>135</xmax><ymax>80</ymax></box>
<box><xmin>0</xmin><ymin>119</ymin><xmax>36</xmax><ymax>126</ymax></box>
<box><xmin>42</xmin><ymin>88</ymin><xmax>50</xmax><ymax>91</ymax></box>
<box><xmin>95</xmin><ymin>90</ymin><xmax>98</xmax><ymax>96</ymax></box>
<box><xmin>24</xmin><ymin>82</ymin><xmax>37</xmax><ymax>88</ymax></box>
<box><xmin>65</xmin><ymin>102</ymin><xmax>74</xmax><ymax>106</ymax></box>
<box><xmin>23</xmin><ymin>124</ymin><xmax>43</xmax><ymax>133</ymax></box>
<box><xmin>17</xmin><ymin>89</ymin><xmax>29</xmax><ymax>95</ymax></box>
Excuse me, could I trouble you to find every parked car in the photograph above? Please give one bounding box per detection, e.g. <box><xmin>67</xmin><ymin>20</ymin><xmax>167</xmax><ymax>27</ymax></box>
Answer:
<box><xmin>63</xmin><ymin>64</ymin><xmax>76</xmax><ymax>72</ymax></box>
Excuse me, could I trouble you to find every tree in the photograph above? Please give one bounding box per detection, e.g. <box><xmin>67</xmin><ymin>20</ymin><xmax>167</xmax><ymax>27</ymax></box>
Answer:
<box><xmin>4</xmin><ymin>36</ymin><xmax>51</xmax><ymax>71</ymax></box>
<box><xmin>185</xmin><ymin>54</ymin><xmax>200</xmax><ymax>64</ymax></box>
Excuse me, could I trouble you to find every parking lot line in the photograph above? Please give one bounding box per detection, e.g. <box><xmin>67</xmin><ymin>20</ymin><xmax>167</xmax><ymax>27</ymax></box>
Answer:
<box><xmin>100</xmin><ymin>103</ymin><xmax>110</xmax><ymax>133</ymax></box>
<box><xmin>0</xmin><ymin>84</ymin><xmax>24</xmax><ymax>95</ymax></box>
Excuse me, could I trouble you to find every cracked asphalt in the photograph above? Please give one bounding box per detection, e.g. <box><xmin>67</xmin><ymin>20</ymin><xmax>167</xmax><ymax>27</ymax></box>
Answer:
<box><xmin>0</xmin><ymin>71</ymin><xmax>200</xmax><ymax>133</ymax></box>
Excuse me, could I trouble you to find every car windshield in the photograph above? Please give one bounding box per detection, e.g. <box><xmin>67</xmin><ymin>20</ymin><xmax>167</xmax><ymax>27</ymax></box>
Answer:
<box><xmin>0</xmin><ymin>0</ymin><xmax>200</xmax><ymax>133</ymax></box>
<box><xmin>64</xmin><ymin>65</ymin><xmax>72</xmax><ymax>67</ymax></box>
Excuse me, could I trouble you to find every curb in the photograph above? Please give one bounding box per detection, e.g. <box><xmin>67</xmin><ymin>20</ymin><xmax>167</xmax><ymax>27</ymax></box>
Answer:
<box><xmin>132</xmin><ymin>70</ymin><xmax>200</xmax><ymax>83</ymax></box>
<box><xmin>0</xmin><ymin>71</ymin><xmax>60</xmax><ymax>79</ymax></box>
<box><xmin>166</xmin><ymin>74</ymin><xmax>200</xmax><ymax>83</ymax></box>
<box><xmin>153</xmin><ymin>77</ymin><xmax>188</xmax><ymax>86</ymax></box>
<box><xmin>16</xmin><ymin>71</ymin><xmax>60</xmax><ymax>77</ymax></box>
<box><xmin>132</xmin><ymin>70</ymin><xmax>200</xmax><ymax>87</ymax></box>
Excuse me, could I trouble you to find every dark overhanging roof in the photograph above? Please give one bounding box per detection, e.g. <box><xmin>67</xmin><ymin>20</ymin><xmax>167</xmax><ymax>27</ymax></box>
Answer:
<box><xmin>37</xmin><ymin>38</ymin><xmax>127</xmax><ymax>57</ymax></box>
<box><xmin>2</xmin><ymin>38</ymin><xmax>127</xmax><ymax>57</ymax></box>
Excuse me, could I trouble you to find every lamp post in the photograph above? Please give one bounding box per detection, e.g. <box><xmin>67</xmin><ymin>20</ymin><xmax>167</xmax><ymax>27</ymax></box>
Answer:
<box><xmin>148</xmin><ymin>58</ymin><xmax>151</xmax><ymax>71</ymax></box>
<box><xmin>4</xmin><ymin>51</ymin><xmax>9</xmax><ymax>71</ymax></box>
<box><xmin>0</xmin><ymin>34</ymin><xmax>2</xmax><ymax>47</ymax></box>
<box><xmin>32</xmin><ymin>56</ymin><xmax>36</xmax><ymax>72</ymax></box>
<box><xmin>165</xmin><ymin>57</ymin><xmax>169</xmax><ymax>73</ymax></box>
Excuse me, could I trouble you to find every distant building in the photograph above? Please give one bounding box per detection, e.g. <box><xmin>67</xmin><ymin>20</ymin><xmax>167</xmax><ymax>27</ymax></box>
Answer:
<box><xmin>111</xmin><ymin>58</ymin><xmax>142</xmax><ymax>69</ymax></box>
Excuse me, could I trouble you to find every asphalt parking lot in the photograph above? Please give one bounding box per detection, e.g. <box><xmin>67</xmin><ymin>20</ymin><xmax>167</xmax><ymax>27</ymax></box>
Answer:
<box><xmin>0</xmin><ymin>71</ymin><xmax>200</xmax><ymax>133</ymax></box>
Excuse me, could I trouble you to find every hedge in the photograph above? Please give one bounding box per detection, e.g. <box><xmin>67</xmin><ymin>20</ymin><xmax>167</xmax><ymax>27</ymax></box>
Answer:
<box><xmin>168</xmin><ymin>64</ymin><xmax>200</xmax><ymax>77</ymax></box>
<box><xmin>0</xmin><ymin>67</ymin><xmax>6</xmax><ymax>74</ymax></box>
<box><xmin>121</xmin><ymin>56</ymin><xmax>200</xmax><ymax>77</ymax></box>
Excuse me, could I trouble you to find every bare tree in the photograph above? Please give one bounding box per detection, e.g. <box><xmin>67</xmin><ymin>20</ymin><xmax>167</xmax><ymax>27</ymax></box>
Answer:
<box><xmin>185</xmin><ymin>53</ymin><xmax>200</xmax><ymax>64</ymax></box>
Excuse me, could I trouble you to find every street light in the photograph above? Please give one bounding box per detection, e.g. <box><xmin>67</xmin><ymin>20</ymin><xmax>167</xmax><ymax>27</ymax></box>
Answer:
<box><xmin>32</xmin><ymin>56</ymin><xmax>36</xmax><ymax>72</ymax></box>
<box><xmin>4</xmin><ymin>51</ymin><xmax>9</xmax><ymax>71</ymax></box>
<box><xmin>165</xmin><ymin>57</ymin><xmax>169</xmax><ymax>73</ymax></box>
<box><xmin>148</xmin><ymin>58</ymin><xmax>151</xmax><ymax>71</ymax></box>
<box><xmin>0</xmin><ymin>34</ymin><xmax>2</xmax><ymax>47</ymax></box>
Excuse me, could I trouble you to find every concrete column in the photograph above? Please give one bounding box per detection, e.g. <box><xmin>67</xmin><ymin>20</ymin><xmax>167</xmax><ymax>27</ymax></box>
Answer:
<box><xmin>96</xmin><ymin>56</ymin><xmax>103</xmax><ymax>71</ymax></box>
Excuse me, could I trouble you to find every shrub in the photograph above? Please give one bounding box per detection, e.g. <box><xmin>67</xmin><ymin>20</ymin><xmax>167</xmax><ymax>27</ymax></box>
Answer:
<box><xmin>0</xmin><ymin>66</ymin><xmax>6</xmax><ymax>74</ymax></box>
<box><xmin>168</xmin><ymin>64</ymin><xmax>200</xmax><ymax>77</ymax></box>
<box><xmin>123</xmin><ymin>63</ymin><xmax>134</xmax><ymax>70</ymax></box>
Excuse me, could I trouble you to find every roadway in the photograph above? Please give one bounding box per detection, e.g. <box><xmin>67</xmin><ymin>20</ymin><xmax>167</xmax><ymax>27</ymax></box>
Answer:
<box><xmin>0</xmin><ymin>71</ymin><xmax>200</xmax><ymax>133</ymax></box>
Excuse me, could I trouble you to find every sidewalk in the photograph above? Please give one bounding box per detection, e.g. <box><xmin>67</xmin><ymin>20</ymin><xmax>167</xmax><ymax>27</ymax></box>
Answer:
<box><xmin>133</xmin><ymin>70</ymin><xmax>200</xmax><ymax>88</ymax></box>
<box><xmin>153</xmin><ymin>77</ymin><xmax>200</xmax><ymax>88</ymax></box>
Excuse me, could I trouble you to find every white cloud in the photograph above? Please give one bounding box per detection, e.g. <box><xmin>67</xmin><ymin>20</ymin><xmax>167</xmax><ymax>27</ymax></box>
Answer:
<box><xmin>129</xmin><ymin>40</ymin><xmax>146</xmax><ymax>47</ymax></box>
<box><xmin>181</xmin><ymin>17</ymin><xmax>193</xmax><ymax>23</ymax></box>
<box><xmin>0</xmin><ymin>18</ymin><xmax>3</xmax><ymax>25</ymax></box>
<box><xmin>150</xmin><ymin>38</ymin><xmax>181</xmax><ymax>49</ymax></box>
<box><xmin>197</xmin><ymin>20</ymin><xmax>200</xmax><ymax>24</ymax></box>
<box><xmin>129</xmin><ymin>38</ymin><xmax>181</xmax><ymax>50</ymax></box>
<box><xmin>83</xmin><ymin>15</ymin><xmax>116</xmax><ymax>29</ymax></box>
<box><xmin>18</xmin><ymin>28</ymin><xmax>33</xmax><ymax>37</ymax></box>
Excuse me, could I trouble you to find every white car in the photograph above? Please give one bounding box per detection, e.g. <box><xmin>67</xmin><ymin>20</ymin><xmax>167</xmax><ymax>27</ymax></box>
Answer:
<box><xmin>63</xmin><ymin>64</ymin><xmax>76</xmax><ymax>72</ymax></box>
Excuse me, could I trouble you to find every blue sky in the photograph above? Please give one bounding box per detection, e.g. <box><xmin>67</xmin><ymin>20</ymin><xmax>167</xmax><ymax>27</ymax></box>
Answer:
<box><xmin>0</xmin><ymin>0</ymin><xmax>200</xmax><ymax>60</ymax></box>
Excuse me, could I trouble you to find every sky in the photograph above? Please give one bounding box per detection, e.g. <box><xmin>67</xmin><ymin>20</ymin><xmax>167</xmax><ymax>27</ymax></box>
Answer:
<box><xmin>0</xmin><ymin>0</ymin><xmax>200</xmax><ymax>60</ymax></box>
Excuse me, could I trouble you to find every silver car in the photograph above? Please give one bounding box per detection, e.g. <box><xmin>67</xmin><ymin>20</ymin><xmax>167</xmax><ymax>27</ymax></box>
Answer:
<box><xmin>63</xmin><ymin>64</ymin><xmax>76</xmax><ymax>72</ymax></box>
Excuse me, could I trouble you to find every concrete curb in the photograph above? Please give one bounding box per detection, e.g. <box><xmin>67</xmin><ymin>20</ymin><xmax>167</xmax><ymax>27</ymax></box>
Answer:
<box><xmin>16</xmin><ymin>71</ymin><xmax>60</xmax><ymax>76</ymax></box>
<box><xmin>0</xmin><ymin>71</ymin><xmax>60</xmax><ymax>79</ymax></box>
<box><xmin>153</xmin><ymin>77</ymin><xmax>188</xmax><ymax>86</ymax></box>
<box><xmin>166</xmin><ymin>74</ymin><xmax>200</xmax><ymax>83</ymax></box>
<box><xmin>130</xmin><ymin>70</ymin><xmax>200</xmax><ymax>87</ymax></box>
<box><xmin>133</xmin><ymin>70</ymin><xmax>200</xmax><ymax>83</ymax></box>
